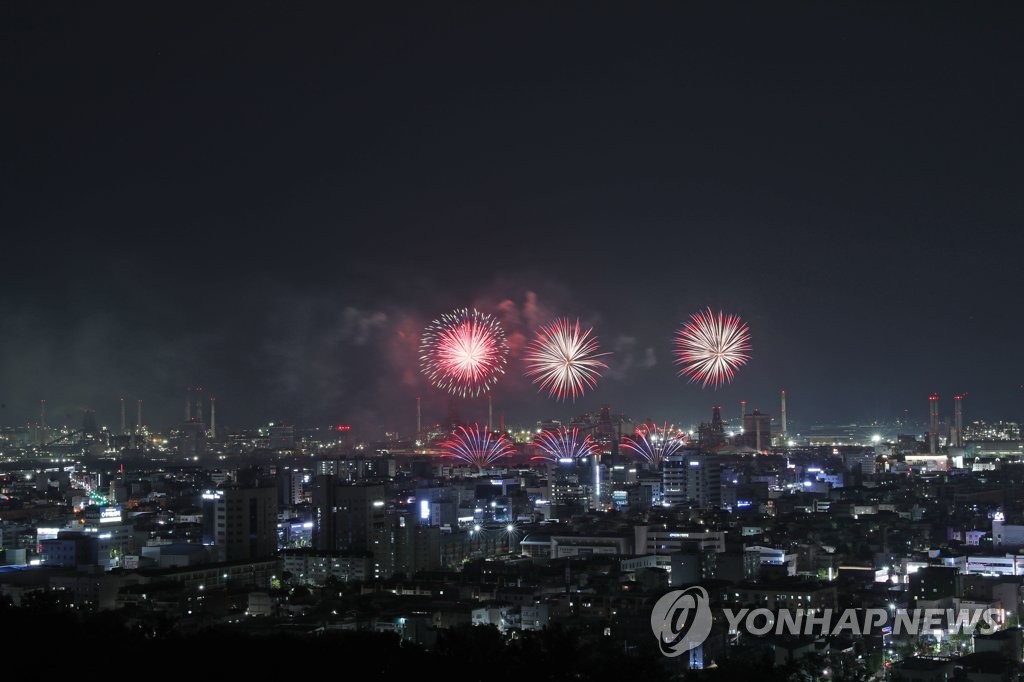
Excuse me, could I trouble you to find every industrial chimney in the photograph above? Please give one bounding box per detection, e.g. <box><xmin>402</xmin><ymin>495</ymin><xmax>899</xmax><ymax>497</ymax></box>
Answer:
<box><xmin>209</xmin><ymin>396</ymin><xmax>216</xmax><ymax>439</ymax></box>
<box><xmin>195</xmin><ymin>386</ymin><xmax>204</xmax><ymax>425</ymax></box>
<box><xmin>780</xmin><ymin>389</ymin><xmax>788</xmax><ymax>440</ymax></box>
<box><xmin>928</xmin><ymin>393</ymin><xmax>939</xmax><ymax>453</ymax></box>
<box><xmin>953</xmin><ymin>394</ymin><xmax>964</xmax><ymax>448</ymax></box>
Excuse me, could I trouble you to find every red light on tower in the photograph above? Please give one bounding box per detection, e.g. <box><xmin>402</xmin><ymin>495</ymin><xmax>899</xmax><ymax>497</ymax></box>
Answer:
<box><xmin>337</xmin><ymin>425</ymin><xmax>351</xmax><ymax>432</ymax></box>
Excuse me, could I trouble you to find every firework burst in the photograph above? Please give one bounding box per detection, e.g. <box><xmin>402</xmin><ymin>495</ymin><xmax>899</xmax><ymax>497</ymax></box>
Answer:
<box><xmin>532</xmin><ymin>426</ymin><xmax>598</xmax><ymax>463</ymax></box>
<box><xmin>673</xmin><ymin>308</ymin><xmax>751</xmax><ymax>389</ymax></box>
<box><xmin>524</xmin><ymin>318</ymin><xmax>609</xmax><ymax>401</ymax></box>
<box><xmin>441</xmin><ymin>424</ymin><xmax>515</xmax><ymax>472</ymax></box>
<box><xmin>621</xmin><ymin>422</ymin><xmax>686</xmax><ymax>467</ymax></box>
<box><xmin>420</xmin><ymin>308</ymin><xmax>509</xmax><ymax>397</ymax></box>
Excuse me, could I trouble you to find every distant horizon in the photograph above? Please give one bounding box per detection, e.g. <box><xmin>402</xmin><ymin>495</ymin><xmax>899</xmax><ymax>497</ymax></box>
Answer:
<box><xmin>3</xmin><ymin>389</ymin><xmax>1015</xmax><ymax>438</ymax></box>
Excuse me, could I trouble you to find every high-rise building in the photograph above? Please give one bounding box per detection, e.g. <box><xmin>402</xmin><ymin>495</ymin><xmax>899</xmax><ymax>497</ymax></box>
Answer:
<box><xmin>312</xmin><ymin>478</ymin><xmax>386</xmax><ymax>552</ymax></box>
<box><xmin>741</xmin><ymin>411</ymin><xmax>772</xmax><ymax>451</ymax></box>
<box><xmin>276</xmin><ymin>468</ymin><xmax>304</xmax><ymax>507</ymax></box>
<box><xmin>928</xmin><ymin>393</ymin><xmax>940</xmax><ymax>453</ymax></box>
<box><xmin>312</xmin><ymin>475</ymin><xmax>337</xmax><ymax>551</ymax></box>
<box><xmin>663</xmin><ymin>450</ymin><xmax>721</xmax><ymax>508</ymax></box>
<box><xmin>269</xmin><ymin>424</ymin><xmax>296</xmax><ymax>450</ymax></box>
<box><xmin>202</xmin><ymin>484</ymin><xmax>278</xmax><ymax>561</ymax></box>
<box><xmin>842</xmin><ymin>450</ymin><xmax>876</xmax><ymax>476</ymax></box>
<box><xmin>82</xmin><ymin>409</ymin><xmax>99</xmax><ymax>437</ymax></box>
<box><xmin>336</xmin><ymin>484</ymin><xmax>386</xmax><ymax>551</ymax></box>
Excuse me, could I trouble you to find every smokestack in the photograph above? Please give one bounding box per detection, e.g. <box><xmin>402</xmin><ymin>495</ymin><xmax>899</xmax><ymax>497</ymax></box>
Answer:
<box><xmin>40</xmin><ymin>399</ymin><xmax>46</xmax><ymax>430</ymax></box>
<box><xmin>195</xmin><ymin>386</ymin><xmax>204</xmax><ymax>425</ymax></box>
<box><xmin>741</xmin><ymin>400</ymin><xmax>747</xmax><ymax>421</ymax></box>
<box><xmin>136</xmin><ymin>400</ymin><xmax>142</xmax><ymax>448</ymax></box>
<box><xmin>120</xmin><ymin>397</ymin><xmax>126</xmax><ymax>435</ymax></box>
<box><xmin>500</xmin><ymin>414</ymin><xmax>505</xmax><ymax>433</ymax></box>
<box><xmin>755</xmin><ymin>410</ymin><xmax>762</xmax><ymax>453</ymax></box>
<box><xmin>954</xmin><ymin>394</ymin><xmax>963</xmax><ymax>448</ymax></box>
<box><xmin>928</xmin><ymin>393</ymin><xmax>939</xmax><ymax>453</ymax></box>
<box><xmin>780</xmin><ymin>389</ymin><xmax>787</xmax><ymax>439</ymax></box>
<box><xmin>186</xmin><ymin>387</ymin><xmax>192</xmax><ymax>423</ymax></box>
<box><xmin>416</xmin><ymin>396</ymin><xmax>422</xmax><ymax>437</ymax></box>
<box><xmin>488</xmin><ymin>395</ymin><xmax>493</xmax><ymax>432</ymax></box>
<box><xmin>209</xmin><ymin>397</ymin><xmax>216</xmax><ymax>439</ymax></box>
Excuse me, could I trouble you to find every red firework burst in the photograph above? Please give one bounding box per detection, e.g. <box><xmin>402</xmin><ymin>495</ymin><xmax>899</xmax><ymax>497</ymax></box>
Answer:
<box><xmin>442</xmin><ymin>424</ymin><xmax>515</xmax><ymax>472</ymax></box>
<box><xmin>673</xmin><ymin>308</ymin><xmax>751</xmax><ymax>389</ymax></box>
<box><xmin>524</xmin><ymin>318</ymin><xmax>609</xmax><ymax>401</ymax></box>
<box><xmin>420</xmin><ymin>308</ymin><xmax>509</xmax><ymax>397</ymax></box>
<box><xmin>532</xmin><ymin>426</ymin><xmax>598</xmax><ymax>463</ymax></box>
<box><xmin>621</xmin><ymin>422</ymin><xmax>686</xmax><ymax>467</ymax></box>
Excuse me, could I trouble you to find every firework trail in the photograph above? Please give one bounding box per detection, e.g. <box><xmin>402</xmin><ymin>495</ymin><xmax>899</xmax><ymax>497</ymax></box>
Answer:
<box><xmin>442</xmin><ymin>424</ymin><xmax>515</xmax><ymax>471</ymax></box>
<box><xmin>532</xmin><ymin>426</ymin><xmax>598</xmax><ymax>463</ymax></box>
<box><xmin>621</xmin><ymin>422</ymin><xmax>686</xmax><ymax>467</ymax></box>
<box><xmin>673</xmin><ymin>308</ymin><xmax>751</xmax><ymax>389</ymax></box>
<box><xmin>524</xmin><ymin>318</ymin><xmax>609</xmax><ymax>401</ymax></box>
<box><xmin>420</xmin><ymin>308</ymin><xmax>509</xmax><ymax>397</ymax></box>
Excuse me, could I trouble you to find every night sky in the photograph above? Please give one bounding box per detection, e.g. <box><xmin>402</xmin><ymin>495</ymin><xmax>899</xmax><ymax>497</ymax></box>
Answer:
<box><xmin>3</xmin><ymin>3</ymin><xmax>1023</xmax><ymax>436</ymax></box>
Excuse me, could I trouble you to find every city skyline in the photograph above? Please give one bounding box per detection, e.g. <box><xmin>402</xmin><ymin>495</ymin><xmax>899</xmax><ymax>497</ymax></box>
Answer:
<box><xmin>4</xmin><ymin>387</ymin><xmax>1009</xmax><ymax>441</ymax></box>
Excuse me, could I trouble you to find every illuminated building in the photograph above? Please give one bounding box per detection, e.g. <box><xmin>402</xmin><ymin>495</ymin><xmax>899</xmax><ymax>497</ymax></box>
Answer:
<box><xmin>634</xmin><ymin>526</ymin><xmax>726</xmax><ymax>555</ymax></box>
<box><xmin>280</xmin><ymin>549</ymin><xmax>372</xmax><ymax>585</ymax></box>
<box><xmin>202</xmin><ymin>485</ymin><xmax>278</xmax><ymax>561</ymax></box>
<box><xmin>966</xmin><ymin>421</ymin><xmax>1021</xmax><ymax>442</ymax></box>
<box><xmin>993</xmin><ymin>513</ymin><xmax>1024</xmax><ymax>552</ymax></box>
<box><xmin>313</xmin><ymin>480</ymin><xmax>385</xmax><ymax>552</ymax></box>
<box><xmin>663</xmin><ymin>450</ymin><xmax>721</xmax><ymax>508</ymax></box>
<box><xmin>548</xmin><ymin>534</ymin><xmax>630</xmax><ymax>558</ymax></box>
<box><xmin>909</xmin><ymin>565</ymin><xmax>960</xmax><ymax>606</ymax></box>
<box><xmin>276</xmin><ymin>467</ymin><xmax>305</xmax><ymax>507</ymax></box>
<box><xmin>269</xmin><ymin>423</ymin><xmax>295</xmax><ymax>450</ymax></box>
<box><xmin>726</xmin><ymin>581</ymin><xmax>837</xmax><ymax>610</ymax></box>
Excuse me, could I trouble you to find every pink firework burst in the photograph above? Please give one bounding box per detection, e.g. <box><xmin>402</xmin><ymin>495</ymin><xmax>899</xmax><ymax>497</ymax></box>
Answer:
<box><xmin>420</xmin><ymin>308</ymin><xmax>509</xmax><ymax>397</ymax></box>
<box><xmin>673</xmin><ymin>308</ymin><xmax>751</xmax><ymax>389</ymax></box>
<box><xmin>441</xmin><ymin>424</ymin><xmax>515</xmax><ymax>472</ymax></box>
<box><xmin>532</xmin><ymin>427</ymin><xmax>598</xmax><ymax>463</ymax></box>
<box><xmin>524</xmin><ymin>318</ymin><xmax>609</xmax><ymax>401</ymax></box>
<box><xmin>621</xmin><ymin>422</ymin><xmax>686</xmax><ymax>467</ymax></box>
